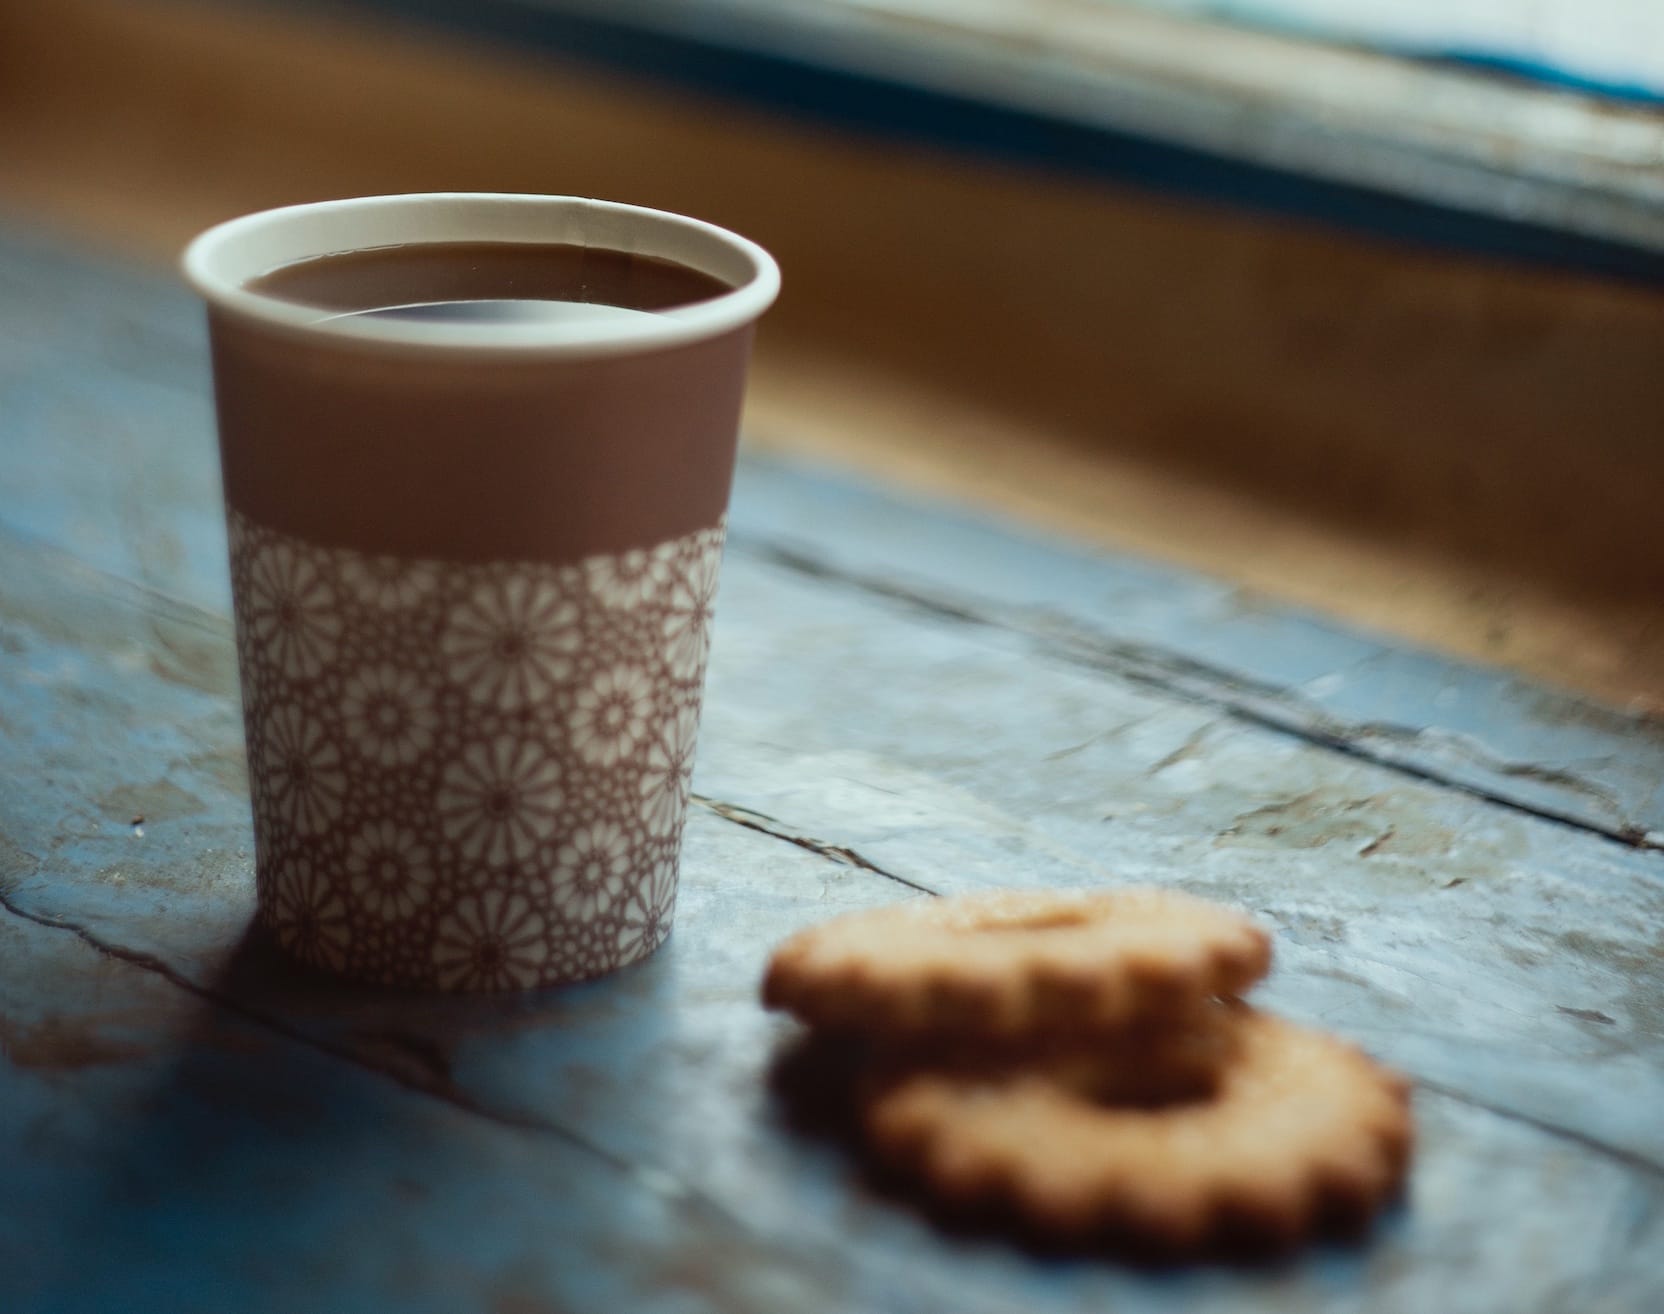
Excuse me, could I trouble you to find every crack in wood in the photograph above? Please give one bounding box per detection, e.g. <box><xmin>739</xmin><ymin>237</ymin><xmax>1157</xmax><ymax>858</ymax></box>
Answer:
<box><xmin>1347</xmin><ymin>722</ymin><xmax>1629</xmax><ymax>816</ymax></box>
<box><xmin>1143</xmin><ymin>723</ymin><xmax>1216</xmax><ymax>777</ymax></box>
<box><xmin>691</xmin><ymin>793</ymin><xmax>938</xmax><ymax>895</ymax></box>
<box><xmin>1356</xmin><ymin>827</ymin><xmax>1395</xmax><ymax>858</ymax></box>
<box><xmin>1414</xmin><ymin>1078</ymin><xmax>1664</xmax><ymax>1181</ymax></box>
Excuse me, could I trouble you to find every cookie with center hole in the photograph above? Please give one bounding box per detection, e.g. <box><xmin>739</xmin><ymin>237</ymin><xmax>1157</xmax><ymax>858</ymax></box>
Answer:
<box><xmin>863</xmin><ymin>1007</ymin><xmax>1413</xmax><ymax>1253</ymax></box>
<box><xmin>762</xmin><ymin>888</ymin><xmax>1272</xmax><ymax>1038</ymax></box>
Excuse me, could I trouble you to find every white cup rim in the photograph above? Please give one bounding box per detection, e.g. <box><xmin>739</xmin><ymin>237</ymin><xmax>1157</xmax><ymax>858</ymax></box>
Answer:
<box><xmin>181</xmin><ymin>193</ymin><xmax>781</xmax><ymax>357</ymax></box>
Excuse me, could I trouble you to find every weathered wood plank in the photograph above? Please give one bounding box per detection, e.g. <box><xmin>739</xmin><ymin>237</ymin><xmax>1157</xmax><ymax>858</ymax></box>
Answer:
<box><xmin>3</xmin><ymin>525</ymin><xmax>1664</xmax><ymax>1311</ymax></box>
<box><xmin>726</xmin><ymin>460</ymin><xmax>1664</xmax><ymax>847</ymax></box>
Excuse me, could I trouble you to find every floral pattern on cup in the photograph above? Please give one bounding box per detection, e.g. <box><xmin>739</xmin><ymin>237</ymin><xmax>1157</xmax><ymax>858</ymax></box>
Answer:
<box><xmin>229</xmin><ymin>506</ymin><xmax>723</xmax><ymax>990</ymax></box>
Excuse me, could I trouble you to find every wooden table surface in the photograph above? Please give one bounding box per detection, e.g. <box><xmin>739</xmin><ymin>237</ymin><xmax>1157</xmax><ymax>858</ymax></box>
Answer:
<box><xmin>2</xmin><ymin>227</ymin><xmax>1663</xmax><ymax>1312</ymax></box>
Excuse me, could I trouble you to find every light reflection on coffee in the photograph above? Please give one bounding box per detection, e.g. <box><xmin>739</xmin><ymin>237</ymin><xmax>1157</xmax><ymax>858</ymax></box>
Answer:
<box><xmin>324</xmin><ymin>299</ymin><xmax>668</xmax><ymax>327</ymax></box>
<box><xmin>246</xmin><ymin>241</ymin><xmax>730</xmax><ymax>324</ymax></box>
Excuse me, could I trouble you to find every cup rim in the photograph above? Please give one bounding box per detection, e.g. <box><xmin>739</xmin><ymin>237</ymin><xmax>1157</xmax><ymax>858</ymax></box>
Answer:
<box><xmin>181</xmin><ymin>193</ymin><xmax>781</xmax><ymax>357</ymax></box>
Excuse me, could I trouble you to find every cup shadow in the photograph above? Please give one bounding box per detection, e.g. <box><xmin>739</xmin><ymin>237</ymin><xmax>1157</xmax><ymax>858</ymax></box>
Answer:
<box><xmin>43</xmin><ymin>917</ymin><xmax>683</xmax><ymax>1311</ymax></box>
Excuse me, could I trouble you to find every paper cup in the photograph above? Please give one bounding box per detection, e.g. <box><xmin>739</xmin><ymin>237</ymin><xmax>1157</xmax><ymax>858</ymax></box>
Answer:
<box><xmin>183</xmin><ymin>194</ymin><xmax>779</xmax><ymax>990</ymax></box>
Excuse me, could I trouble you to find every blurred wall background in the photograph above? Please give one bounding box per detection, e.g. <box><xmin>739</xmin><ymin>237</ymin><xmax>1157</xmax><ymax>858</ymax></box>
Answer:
<box><xmin>2</xmin><ymin>0</ymin><xmax>1662</xmax><ymax>705</ymax></box>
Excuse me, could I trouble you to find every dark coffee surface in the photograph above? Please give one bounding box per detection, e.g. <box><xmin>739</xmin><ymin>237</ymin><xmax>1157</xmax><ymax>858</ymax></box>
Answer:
<box><xmin>248</xmin><ymin>241</ymin><xmax>730</xmax><ymax>316</ymax></box>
